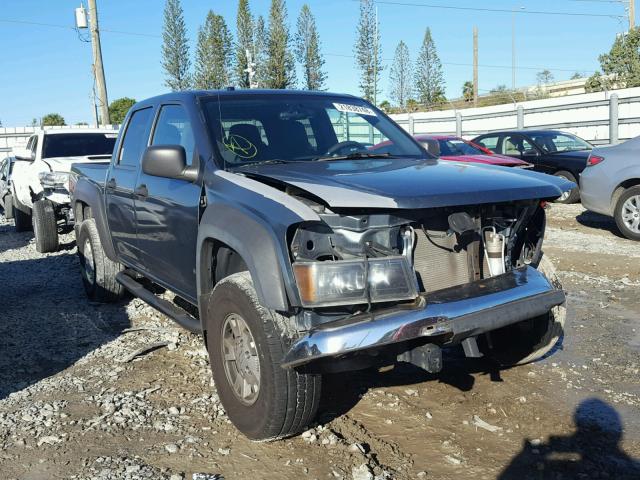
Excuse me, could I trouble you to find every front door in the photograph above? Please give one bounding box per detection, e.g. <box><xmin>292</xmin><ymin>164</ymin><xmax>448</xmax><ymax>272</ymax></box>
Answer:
<box><xmin>134</xmin><ymin>103</ymin><xmax>201</xmax><ymax>302</ymax></box>
<box><xmin>105</xmin><ymin>107</ymin><xmax>154</xmax><ymax>266</ymax></box>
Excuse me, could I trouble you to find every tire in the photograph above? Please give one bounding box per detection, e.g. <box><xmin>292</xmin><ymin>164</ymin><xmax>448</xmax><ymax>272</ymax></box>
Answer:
<box><xmin>204</xmin><ymin>272</ymin><xmax>321</xmax><ymax>441</ymax></box>
<box><xmin>77</xmin><ymin>218</ymin><xmax>125</xmax><ymax>302</ymax></box>
<box><xmin>13</xmin><ymin>203</ymin><xmax>32</xmax><ymax>232</ymax></box>
<box><xmin>4</xmin><ymin>195</ymin><xmax>14</xmax><ymax>220</ymax></box>
<box><xmin>553</xmin><ymin>171</ymin><xmax>580</xmax><ymax>204</ymax></box>
<box><xmin>614</xmin><ymin>186</ymin><xmax>640</xmax><ymax>241</ymax></box>
<box><xmin>480</xmin><ymin>255</ymin><xmax>566</xmax><ymax>366</ymax></box>
<box><xmin>32</xmin><ymin>199</ymin><xmax>59</xmax><ymax>253</ymax></box>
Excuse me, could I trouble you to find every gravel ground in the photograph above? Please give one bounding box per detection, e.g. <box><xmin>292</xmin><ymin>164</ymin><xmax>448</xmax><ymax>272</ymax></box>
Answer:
<box><xmin>0</xmin><ymin>204</ymin><xmax>639</xmax><ymax>480</ymax></box>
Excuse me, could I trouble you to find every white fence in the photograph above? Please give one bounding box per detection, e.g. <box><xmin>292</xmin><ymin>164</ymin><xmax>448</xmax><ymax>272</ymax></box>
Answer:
<box><xmin>0</xmin><ymin>124</ymin><xmax>119</xmax><ymax>155</ymax></box>
<box><xmin>390</xmin><ymin>87</ymin><xmax>640</xmax><ymax>145</ymax></box>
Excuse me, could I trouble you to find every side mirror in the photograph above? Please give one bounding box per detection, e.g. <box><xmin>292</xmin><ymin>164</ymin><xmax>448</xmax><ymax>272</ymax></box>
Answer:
<box><xmin>14</xmin><ymin>148</ymin><xmax>34</xmax><ymax>161</ymax></box>
<box><xmin>141</xmin><ymin>145</ymin><xmax>197</xmax><ymax>181</ymax></box>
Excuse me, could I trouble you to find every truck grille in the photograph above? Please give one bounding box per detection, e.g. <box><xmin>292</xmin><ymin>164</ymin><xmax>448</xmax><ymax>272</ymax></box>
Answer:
<box><xmin>413</xmin><ymin>228</ymin><xmax>472</xmax><ymax>293</ymax></box>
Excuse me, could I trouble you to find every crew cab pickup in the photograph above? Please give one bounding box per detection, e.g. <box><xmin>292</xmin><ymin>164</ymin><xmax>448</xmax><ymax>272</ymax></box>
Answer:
<box><xmin>70</xmin><ymin>90</ymin><xmax>571</xmax><ymax>441</ymax></box>
<box><xmin>11</xmin><ymin>128</ymin><xmax>117</xmax><ymax>252</ymax></box>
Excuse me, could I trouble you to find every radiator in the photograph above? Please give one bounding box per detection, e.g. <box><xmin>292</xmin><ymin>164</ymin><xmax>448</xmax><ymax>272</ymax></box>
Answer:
<box><xmin>413</xmin><ymin>228</ymin><xmax>472</xmax><ymax>293</ymax></box>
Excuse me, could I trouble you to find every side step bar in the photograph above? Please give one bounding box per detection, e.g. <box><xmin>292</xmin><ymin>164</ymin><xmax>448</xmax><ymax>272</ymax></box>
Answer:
<box><xmin>116</xmin><ymin>271</ymin><xmax>202</xmax><ymax>334</ymax></box>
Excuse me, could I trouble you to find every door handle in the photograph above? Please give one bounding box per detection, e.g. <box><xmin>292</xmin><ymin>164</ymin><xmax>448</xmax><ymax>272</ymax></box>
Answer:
<box><xmin>134</xmin><ymin>184</ymin><xmax>148</xmax><ymax>198</ymax></box>
<box><xmin>106</xmin><ymin>178</ymin><xmax>116</xmax><ymax>190</ymax></box>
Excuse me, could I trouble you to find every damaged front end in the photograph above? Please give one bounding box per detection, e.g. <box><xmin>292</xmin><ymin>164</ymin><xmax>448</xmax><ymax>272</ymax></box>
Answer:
<box><xmin>283</xmin><ymin>197</ymin><xmax>564</xmax><ymax>372</ymax></box>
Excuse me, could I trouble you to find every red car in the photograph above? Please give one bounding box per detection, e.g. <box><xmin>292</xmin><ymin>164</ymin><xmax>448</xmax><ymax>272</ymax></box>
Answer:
<box><xmin>370</xmin><ymin>135</ymin><xmax>531</xmax><ymax>167</ymax></box>
<box><xmin>414</xmin><ymin>134</ymin><xmax>531</xmax><ymax>167</ymax></box>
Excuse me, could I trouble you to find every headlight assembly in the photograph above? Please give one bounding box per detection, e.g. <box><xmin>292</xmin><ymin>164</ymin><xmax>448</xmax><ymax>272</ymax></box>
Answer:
<box><xmin>38</xmin><ymin>171</ymin><xmax>70</xmax><ymax>188</ymax></box>
<box><xmin>293</xmin><ymin>256</ymin><xmax>418</xmax><ymax>307</ymax></box>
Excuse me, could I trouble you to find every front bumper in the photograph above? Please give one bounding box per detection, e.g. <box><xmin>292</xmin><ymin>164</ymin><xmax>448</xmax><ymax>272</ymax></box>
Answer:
<box><xmin>282</xmin><ymin>266</ymin><xmax>565</xmax><ymax>368</ymax></box>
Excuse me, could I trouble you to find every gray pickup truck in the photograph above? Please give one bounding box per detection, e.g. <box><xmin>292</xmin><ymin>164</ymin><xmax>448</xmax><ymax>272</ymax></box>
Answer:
<box><xmin>70</xmin><ymin>90</ymin><xmax>571</xmax><ymax>441</ymax></box>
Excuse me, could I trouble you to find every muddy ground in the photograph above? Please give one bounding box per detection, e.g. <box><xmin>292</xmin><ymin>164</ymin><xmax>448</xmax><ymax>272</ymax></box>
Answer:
<box><xmin>0</xmin><ymin>204</ymin><xmax>638</xmax><ymax>480</ymax></box>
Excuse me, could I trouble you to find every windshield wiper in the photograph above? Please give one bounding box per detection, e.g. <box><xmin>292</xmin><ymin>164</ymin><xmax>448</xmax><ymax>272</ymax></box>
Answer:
<box><xmin>313</xmin><ymin>152</ymin><xmax>393</xmax><ymax>162</ymax></box>
<box><xmin>235</xmin><ymin>158</ymin><xmax>289</xmax><ymax>168</ymax></box>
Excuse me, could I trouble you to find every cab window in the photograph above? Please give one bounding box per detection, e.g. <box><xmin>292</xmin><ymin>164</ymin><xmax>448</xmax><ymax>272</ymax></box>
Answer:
<box><xmin>151</xmin><ymin>105</ymin><xmax>196</xmax><ymax>165</ymax></box>
<box><xmin>118</xmin><ymin>107</ymin><xmax>154</xmax><ymax>167</ymax></box>
<box><xmin>475</xmin><ymin>135</ymin><xmax>499</xmax><ymax>153</ymax></box>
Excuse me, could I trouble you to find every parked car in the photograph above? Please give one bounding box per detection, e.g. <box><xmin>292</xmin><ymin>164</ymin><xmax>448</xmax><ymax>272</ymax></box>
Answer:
<box><xmin>580</xmin><ymin>136</ymin><xmax>640</xmax><ymax>240</ymax></box>
<box><xmin>71</xmin><ymin>90</ymin><xmax>570</xmax><ymax>440</ymax></box>
<box><xmin>413</xmin><ymin>134</ymin><xmax>531</xmax><ymax>167</ymax></box>
<box><xmin>0</xmin><ymin>156</ymin><xmax>15</xmax><ymax>217</ymax></box>
<box><xmin>472</xmin><ymin>130</ymin><xmax>592</xmax><ymax>203</ymax></box>
<box><xmin>11</xmin><ymin>128</ymin><xmax>117</xmax><ymax>251</ymax></box>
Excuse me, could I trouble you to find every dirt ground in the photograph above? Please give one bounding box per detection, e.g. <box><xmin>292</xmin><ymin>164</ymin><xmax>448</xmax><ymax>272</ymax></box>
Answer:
<box><xmin>0</xmin><ymin>203</ymin><xmax>638</xmax><ymax>480</ymax></box>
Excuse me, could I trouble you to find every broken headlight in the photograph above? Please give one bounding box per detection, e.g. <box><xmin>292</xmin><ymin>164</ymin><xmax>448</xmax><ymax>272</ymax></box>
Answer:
<box><xmin>39</xmin><ymin>171</ymin><xmax>70</xmax><ymax>188</ymax></box>
<box><xmin>293</xmin><ymin>256</ymin><xmax>418</xmax><ymax>307</ymax></box>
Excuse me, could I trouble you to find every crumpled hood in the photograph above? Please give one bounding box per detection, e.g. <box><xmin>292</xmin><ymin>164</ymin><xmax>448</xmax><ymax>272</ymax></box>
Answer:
<box><xmin>239</xmin><ymin>158</ymin><xmax>574</xmax><ymax>209</ymax></box>
<box><xmin>439</xmin><ymin>153</ymin><xmax>529</xmax><ymax>167</ymax></box>
<box><xmin>42</xmin><ymin>155</ymin><xmax>111</xmax><ymax>172</ymax></box>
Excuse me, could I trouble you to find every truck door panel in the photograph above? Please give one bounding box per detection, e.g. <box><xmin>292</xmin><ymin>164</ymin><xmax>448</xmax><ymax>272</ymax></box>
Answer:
<box><xmin>105</xmin><ymin>107</ymin><xmax>154</xmax><ymax>266</ymax></box>
<box><xmin>135</xmin><ymin>104</ymin><xmax>200</xmax><ymax>301</ymax></box>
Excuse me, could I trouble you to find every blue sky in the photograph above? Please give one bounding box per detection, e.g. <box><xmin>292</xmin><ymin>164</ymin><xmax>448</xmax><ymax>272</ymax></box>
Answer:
<box><xmin>0</xmin><ymin>0</ymin><xmax>633</xmax><ymax>125</ymax></box>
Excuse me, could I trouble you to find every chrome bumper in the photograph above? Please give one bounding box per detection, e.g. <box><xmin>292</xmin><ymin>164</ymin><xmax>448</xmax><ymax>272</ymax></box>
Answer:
<box><xmin>282</xmin><ymin>266</ymin><xmax>565</xmax><ymax>369</ymax></box>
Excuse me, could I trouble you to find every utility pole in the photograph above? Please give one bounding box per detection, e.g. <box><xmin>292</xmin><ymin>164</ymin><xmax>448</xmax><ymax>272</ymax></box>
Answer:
<box><xmin>88</xmin><ymin>0</ymin><xmax>109</xmax><ymax>125</ymax></box>
<box><xmin>630</xmin><ymin>0</ymin><xmax>635</xmax><ymax>30</ymax></box>
<box><xmin>512</xmin><ymin>9</ymin><xmax>516</xmax><ymax>90</ymax></box>
<box><xmin>244</xmin><ymin>49</ymin><xmax>257</xmax><ymax>88</ymax></box>
<box><xmin>473</xmin><ymin>26</ymin><xmax>478</xmax><ymax>107</ymax></box>
<box><xmin>373</xmin><ymin>6</ymin><xmax>378</xmax><ymax>106</ymax></box>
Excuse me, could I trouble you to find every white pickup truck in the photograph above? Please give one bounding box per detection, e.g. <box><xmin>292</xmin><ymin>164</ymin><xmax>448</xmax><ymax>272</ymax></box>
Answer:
<box><xmin>11</xmin><ymin>128</ymin><xmax>117</xmax><ymax>252</ymax></box>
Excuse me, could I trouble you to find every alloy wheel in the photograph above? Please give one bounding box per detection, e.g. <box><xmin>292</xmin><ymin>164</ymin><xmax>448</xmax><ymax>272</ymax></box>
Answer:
<box><xmin>221</xmin><ymin>313</ymin><xmax>261</xmax><ymax>405</ymax></box>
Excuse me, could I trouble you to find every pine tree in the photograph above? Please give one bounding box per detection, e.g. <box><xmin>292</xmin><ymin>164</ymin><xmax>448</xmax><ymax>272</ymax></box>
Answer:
<box><xmin>265</xmin><ymin>0</ymin><xmax>296</xmax><ymax>89</ymax></box>
<box><xmin>295</xmin><ymin>4</ymin><xmax>326</xmax><ymax>90</ymax></box>
<box><xmin>161</xmin><ymin>0</ymin><xmax>191</xmax><ymax>91</ymax></box>
<box><xmin>235</xmin><ymin>0</ymin><xmax>254</xmax><ymax>88</ymax></box>
<box><xmin>254</xmin><ymin>15</ymin><xmax>268</xmax><ymax>87</ymax></box>
<box><xmin>414</xmin><ymin>28</ymin><xmax>446</xmax><ymax>106</ymax></box>
<box><xmin>388</xmin><ymin>41</ymin><xmax>412</xmax><ymax>108</ymax></box>
<box><xmin>354</xmin><ymin>0</ymin><xmax>382</xmax><ymax>102</ymax></box>
<box><xmin>194</xmin><ymin>11</ymin><xmax>233</xmax><ymax>89</ymax></box>
<box><xmin>462</xmin><ymin>81</ymin><xmax>474</xmax><ymax>102</ymax></box>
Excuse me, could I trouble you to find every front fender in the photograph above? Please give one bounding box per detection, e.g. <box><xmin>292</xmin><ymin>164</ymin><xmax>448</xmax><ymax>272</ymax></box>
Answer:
<box><xmin>196</xmin><ymin>170</ymin><xmax>321</xmax><ymax>317</ymax></box>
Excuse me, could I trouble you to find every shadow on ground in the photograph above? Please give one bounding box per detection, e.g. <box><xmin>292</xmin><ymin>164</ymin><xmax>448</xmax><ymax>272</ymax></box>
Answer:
<box><xmin>0</xmin><ymin>221</ymin><xmax>32</xmax><ymax>253</ymax></box>
<box><xmin>575</xmin><ymin>210</ymin><xmax>623</xmax><ymax>237</ymax></box>
<box><xmin>0</xmin><ymin>252</ymin><xmax>130</xmax><ymax>400</ymax></box>
<box><xmin>499</xmin><ymin>398</ymin><xmax>640</xmax><ymax>479</ymax></box>
<box><xmin>317</xmin><ymin>348</ymin><xmax>503</xmax><ymax>424</ymax></box>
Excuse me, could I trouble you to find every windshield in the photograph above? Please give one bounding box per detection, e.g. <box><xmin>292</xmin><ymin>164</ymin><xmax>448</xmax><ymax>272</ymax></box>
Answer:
<box><xmin>201</xmin><ymin>94</ymin><xmax>428</xmax><ymax>167</ymax></box>
<box><xmin>42</xmin><ymin>133</ymin><xmax>117</xmax><ymax>159</ymax></box>
<box><xmin>529</xmin><ymin>132</ymin><xmax>592</xmax><ymax>153</ymax></box>
<box><xmin>423</xmin><ymin>138</ymin><xmax>484</xmax><ymax>157</ymax></box>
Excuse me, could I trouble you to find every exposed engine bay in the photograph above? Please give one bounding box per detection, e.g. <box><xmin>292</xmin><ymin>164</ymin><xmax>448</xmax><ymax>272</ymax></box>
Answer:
<box><xmin>289</xmin><ymin>196</ymin><xmax>546</xmax><ymax>313</ymax></box>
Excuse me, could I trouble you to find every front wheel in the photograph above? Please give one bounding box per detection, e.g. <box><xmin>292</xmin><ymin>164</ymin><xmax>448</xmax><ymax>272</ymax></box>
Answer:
<box><xmin>479</xmin><ymin>255</ymin><xmax>566</xmax><ymax>366</ymax></box>
<box><xmin>204</xmin><ymin>272</ymin><xmax>321</xmax><ymax>441</ymax></box>
<box><xmin>614</xmin><ymin>186</ymin><xmax>640</xmax><ymax>241</ymax></box>
<box><xmin>77</xmin><ymin>218</ymin><xmax>125</xmax><ymax>302</ymax></box>
<box><xmin>32</xmin><ymin>199</ymin><xmax>59</xmax><ymax>253</ymax></box>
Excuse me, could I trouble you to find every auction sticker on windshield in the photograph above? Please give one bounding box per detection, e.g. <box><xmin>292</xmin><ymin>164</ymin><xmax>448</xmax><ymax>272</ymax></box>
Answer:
<box><xmin>333</xmin><ymin>103</ymin><xmax>376</xmax><ymax>117</ymax></box>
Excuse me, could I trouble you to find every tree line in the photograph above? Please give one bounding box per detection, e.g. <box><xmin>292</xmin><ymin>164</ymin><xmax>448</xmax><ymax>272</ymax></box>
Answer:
<box><xmin>162</xmin><ymin>0</ymin><xmax>326</xmax><ymax>91</ymax></box>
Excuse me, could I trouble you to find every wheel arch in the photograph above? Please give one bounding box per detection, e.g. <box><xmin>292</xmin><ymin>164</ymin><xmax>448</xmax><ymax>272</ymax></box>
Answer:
<box><xmin>196</xmin><ymin>202</ymin><xmax>299</xmax><ymax>331</ymax></box>
<box><xmin>72</xmin><ymin>179</ymin><xmax>117</xmax><ymax>260</ymax></box>
<box><xmin>611</xmin><ymin>178</ymin><xmax>640</xmax><ymax>212</ymax></box>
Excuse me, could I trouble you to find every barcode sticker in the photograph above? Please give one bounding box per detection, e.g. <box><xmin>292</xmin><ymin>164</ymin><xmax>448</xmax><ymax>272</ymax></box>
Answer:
<box><xmin>332</xmin><ymin>103</ymin><xmax>376</xmax><ymax>117</ymax></box>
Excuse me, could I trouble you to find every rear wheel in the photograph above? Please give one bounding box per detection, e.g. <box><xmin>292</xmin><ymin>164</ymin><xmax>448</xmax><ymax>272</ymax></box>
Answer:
<box><xmin>77</xmin><ymin>218</ymin><xmax>125</xmax><ymax>302</ymax></box>
<box><xmin>553</xmin><ymin>171</ymin><xmax>580</xmax><ymax>204</ymax></box>
<box><xmin>480</xmin><ymin>255</ymin><xmax>566</xmax><ymax>366</ymax></box>
<box><xmin>614</xmin><ymin>186</ymin><xmax>640</xmax><ymax>241</ymax></box>
<box><xmin>204</xmin><ymin>272</ymin><xmax>321</xmax><ymax>441</ymax></box>
<box><xmin>32</xmin><ymin>199</ymin><xmax>59</xmax><ymax>253</ymax></box>
<box><xmin>3</xmin><ymin>195</ymin><xmax>14</xmax><ymax>219</ymax></box>
<box><xmin>13</xmin><ymin>203</ymin><xmax>32</xmax><ymax>232</ymax></box>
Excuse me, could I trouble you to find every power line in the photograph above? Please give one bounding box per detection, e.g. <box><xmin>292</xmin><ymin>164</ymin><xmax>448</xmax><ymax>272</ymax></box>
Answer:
<box><xmin>0</xmin><ymin>18</ymin><xmax>161</xmax><ymax>38</ymax></box>
<box><xmin>355</xmin><ymin>0</ymin><xmax>624</xmax><ymax>19</ymax></box>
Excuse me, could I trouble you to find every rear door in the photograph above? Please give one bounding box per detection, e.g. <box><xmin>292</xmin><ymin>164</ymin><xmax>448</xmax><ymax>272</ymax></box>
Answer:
<box><xmin>105</xmin><ymin>107</ymin><xmax>155</xmax><ymax>266</ymax></box>
<box><xmin>134</xmin><ymin>103</ymin><xmax>201</xmax><ymax>301</ymax></box>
